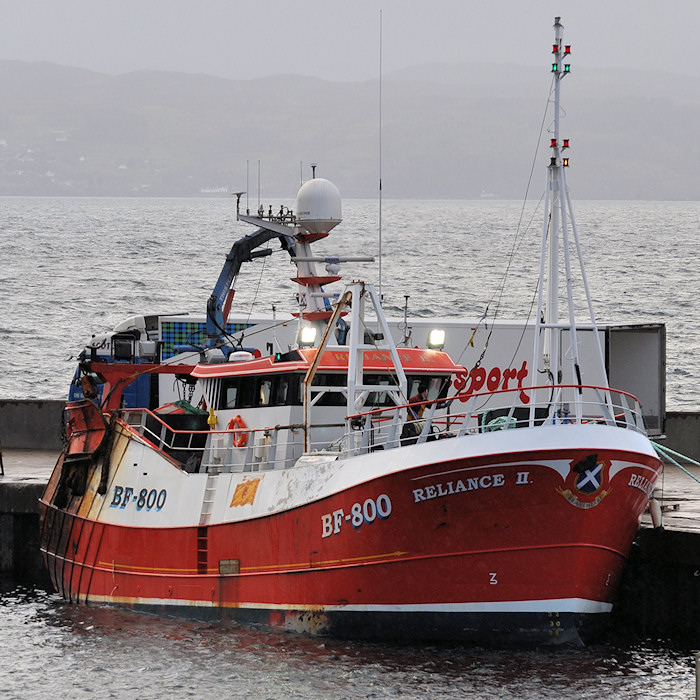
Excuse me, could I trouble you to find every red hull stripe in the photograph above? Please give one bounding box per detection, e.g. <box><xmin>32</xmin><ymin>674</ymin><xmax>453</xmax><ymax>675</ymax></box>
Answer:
<box><xmin>72</xmin><ymin>541</ymin><xmax>624</xmax><ymax>578</ymax></box>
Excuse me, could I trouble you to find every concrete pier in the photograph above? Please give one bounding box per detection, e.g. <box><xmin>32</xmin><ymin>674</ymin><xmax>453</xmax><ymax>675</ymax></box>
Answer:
<box><xmin>0</xmin><ymin>449</ymin><xmax>55</xmax><ymax>586</ymax></box>
<box><xmin>0</xmin><ymin>399</ymin><xmax>65</xmax><ymax>450</ymax></box>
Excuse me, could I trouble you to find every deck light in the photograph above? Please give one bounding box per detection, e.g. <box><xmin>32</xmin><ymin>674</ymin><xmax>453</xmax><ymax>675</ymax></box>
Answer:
<box><xmin>427</xmin><ymin>328</ymin><xmax>446</xmax><ymax>350</ymax></box>
<box><xmin>298</xmin><ymin>325</ymin><xmax>317</xmax><ymax>348</ymax></box>
<box><xmin>563</xmin><ymin>158</ymin><xmax>569</xmax><ymax>167</ymax></box>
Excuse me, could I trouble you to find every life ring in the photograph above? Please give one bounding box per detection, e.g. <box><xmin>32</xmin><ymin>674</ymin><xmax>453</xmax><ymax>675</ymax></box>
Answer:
<box><xmin>227</xmin><ymin>415</ymin><xmax>249</xmax><ymax>448</ymax></box>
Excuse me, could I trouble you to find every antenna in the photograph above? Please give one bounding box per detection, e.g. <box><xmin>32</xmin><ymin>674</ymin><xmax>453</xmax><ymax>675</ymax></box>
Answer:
<box><xmin>232</xmin><ymin>191</ymin><xmax>245</xmax><ymax>220</ymax></box>
<box><xmin>246</xmin><ymin>160</ymin><xmax>250</xmax><ymax>214</ymax></box>
<box><xmin>378</xmin><ymin>9</ymin><xmax>383</xmax><ymax>302</ymax></box>
<box><xmin>257</xmin><ymin>159</ymin><xmax>261</xmax><ymax>215</ymax></box>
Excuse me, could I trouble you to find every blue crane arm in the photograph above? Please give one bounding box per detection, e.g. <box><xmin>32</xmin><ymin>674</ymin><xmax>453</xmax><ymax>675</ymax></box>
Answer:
<box><xmin>205</xmin><ymin>226</ymin><xmax>296</xmax><ymax>348</ymax></box>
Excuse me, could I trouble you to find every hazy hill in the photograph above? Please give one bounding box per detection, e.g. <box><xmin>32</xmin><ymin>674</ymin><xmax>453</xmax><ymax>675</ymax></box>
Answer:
<box><xmin>0</xmin><ymin>60</ymin><xmax>697</xmax><ymax>199</ymax></box>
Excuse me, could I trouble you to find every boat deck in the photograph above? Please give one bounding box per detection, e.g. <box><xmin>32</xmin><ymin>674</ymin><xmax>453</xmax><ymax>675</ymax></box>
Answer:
<box><xmin>3</xmin><ymin>448</ymin><xmax>699</xmax><ymax>531</ymax></box>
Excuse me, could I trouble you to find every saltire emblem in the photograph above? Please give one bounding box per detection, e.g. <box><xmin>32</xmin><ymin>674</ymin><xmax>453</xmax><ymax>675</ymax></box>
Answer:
<box><xmin>575</xmin><ymin>461</ymin><xmax>603</xmax><ymax>493</ymax></box>
<box><xmin>558</xmin><ymin>453</ymin><xmax>610</xmax><ymax>509</ymax></box>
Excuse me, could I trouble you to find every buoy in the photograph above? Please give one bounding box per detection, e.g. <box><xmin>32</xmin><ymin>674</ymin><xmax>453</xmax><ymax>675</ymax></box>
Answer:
<box><xmin>649</xmin><ymin>496</ymin><xmax>663</xmax><ymax>530</ymax></box>
<box><xmin>227</xmin><ymin>415</ymin><xmax>249</xmax><ymax>448</ymax></box>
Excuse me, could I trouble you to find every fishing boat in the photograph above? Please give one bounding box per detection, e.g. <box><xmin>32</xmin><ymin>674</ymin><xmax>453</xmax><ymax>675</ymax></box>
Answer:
<box><xmin>40</xmin><ymin>18</ymin><xmax>663</xmax><ymax>646</ymax></box>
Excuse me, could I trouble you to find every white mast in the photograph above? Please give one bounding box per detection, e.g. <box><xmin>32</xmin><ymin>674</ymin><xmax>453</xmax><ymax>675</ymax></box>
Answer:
<box><xmin>533</xmin><ymin>17</ymin><xmax>609</xmax><ymax>423</ymax></box>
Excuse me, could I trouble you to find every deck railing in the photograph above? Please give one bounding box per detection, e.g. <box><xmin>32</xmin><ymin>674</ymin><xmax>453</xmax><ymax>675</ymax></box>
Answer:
<box><xmin>118</xmin><ymin>382</ymin><xmax>647</xmax><ymax>473</ymax></box>
<box><xmin>342</xmin><ymin>382</ymin><xmax>647</xmax><ymax>456</ymax></box>
<box><xmin>119</xmin><ymin>409</ymin><xmax>340</xmax><ymax>473</ymax></box>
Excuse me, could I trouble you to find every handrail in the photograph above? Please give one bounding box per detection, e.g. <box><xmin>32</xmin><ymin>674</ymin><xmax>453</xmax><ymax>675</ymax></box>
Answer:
<box><xmin>117</xmin><ymin>407</ymin><xmax>347</xmax><ymax>473</ymax></box>
<box><xmin>348</xmin><ymin>382</ymin><xmax>643</xmax><ymax>421</ymax></box>
<box><xmin>347</xmin><ymin>382</ymin><xmax>646</xmax><ymax>452</ymax></box>
<box><xmin>112</xmin><ymin>381</ymin><xmax>647</xmax><ymax>473</ymax></box>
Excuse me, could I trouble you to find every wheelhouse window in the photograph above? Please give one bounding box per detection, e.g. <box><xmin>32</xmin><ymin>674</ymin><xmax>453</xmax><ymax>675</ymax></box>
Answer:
<box><xmin>218</xmin><ymin>372</ymin><xmax>451</xmax><ymax>410</ymax></box>
<box><xmin>310</xmin><ymin>373</ymin><xmax>347</xmax><ymax>406</ymax></box>
<box><xmin>361</xmin><ymin>374</ymin><xmax>397</xmax><ymax>407</ymax></box>
<box><xmin>259</xmin><ymin>378</ymin><xmax>272</xmax><ymax>406</ymax></box>
<box><xmin>406</xmin><ymin>376</ymin><xmax>450</xmax><ymax>402</ymax></box>
<box><xmin>223</xmin><ymin>384</ymin><xmax>239</xmax><ymax>409</ymax></box>
<box><xmin>220</xmin><ymin>374</ymin><xmax>301</xmax><ymax>409</ymax></box>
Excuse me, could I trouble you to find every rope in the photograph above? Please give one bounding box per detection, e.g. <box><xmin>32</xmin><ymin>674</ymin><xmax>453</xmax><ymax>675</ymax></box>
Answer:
<box><xmin>652</xmin><ymin>441</ymin><xmax>700</xmax><ymax>484</ymax></box>
<box><xmin>244</xmin><ymin>255</ymin><xmax>267</xmax><ymax>328</ymax></box>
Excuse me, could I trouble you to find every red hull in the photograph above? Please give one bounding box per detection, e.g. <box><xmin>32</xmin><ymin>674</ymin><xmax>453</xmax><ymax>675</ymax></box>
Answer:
<box><xmin>40</xmin><ymin>445</ymin><xmax>660</xmax><ymax>644</ymax></box>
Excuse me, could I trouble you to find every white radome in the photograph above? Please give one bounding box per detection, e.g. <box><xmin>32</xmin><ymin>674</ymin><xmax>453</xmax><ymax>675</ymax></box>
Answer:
<box><xmin>295</xmin><ymin>178</ymin><xmax>342</xmax><ymax>235</ymax></box>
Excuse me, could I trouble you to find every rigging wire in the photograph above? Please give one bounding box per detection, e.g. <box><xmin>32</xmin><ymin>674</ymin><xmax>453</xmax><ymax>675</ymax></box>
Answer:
<box><xmin>211</xmin><ymin>245</ymin><xmax>292</xmax><ymax>350</ymax></box>
<box><xmin>244</xmin><ymin>255</ymin><xmax>268</xmax><ymax>330</ymax></box>
<box><xmin>455</xmin><ymin>76</ymin><xmax>557</xmax><ymax>372</ymax></box>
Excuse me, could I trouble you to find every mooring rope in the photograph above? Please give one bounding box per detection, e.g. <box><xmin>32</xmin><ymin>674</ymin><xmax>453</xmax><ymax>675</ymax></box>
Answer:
<box><xmin>652</xmin><ymin>441</ymin><xmax>700</xmax><ymax>484</ymax></box>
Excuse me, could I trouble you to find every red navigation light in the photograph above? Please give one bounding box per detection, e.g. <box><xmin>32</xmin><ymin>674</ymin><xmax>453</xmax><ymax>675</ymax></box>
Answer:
<box><xmin>564</xmin><ymin>45</ymin><xmax>571</xmax><ymax>54</ymax></box>
<box><xmin>551</xmin><ymin>139</ymin><xmax>557</xmax><ymax>148</ymax></box>
<box><xmin>563</xmin><ymin>139</ymin><xmax>570</xmax><ymax>149</ymax></box>
<box><xmin>552</xmin><ymin>44</ymin><xmax>559</xmax><ymax>53</ymax></box>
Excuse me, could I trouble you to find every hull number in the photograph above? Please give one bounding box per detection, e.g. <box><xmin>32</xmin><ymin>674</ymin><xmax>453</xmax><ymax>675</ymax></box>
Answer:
<box><xmin>321</xmin><ymin>494</ymin><xmax>392</xmax><ymax>538</ymax></box>
<box><xmin>110</xmin><ymin>486</ymin><xmax>167</xmax><ymax>511</ymax></box>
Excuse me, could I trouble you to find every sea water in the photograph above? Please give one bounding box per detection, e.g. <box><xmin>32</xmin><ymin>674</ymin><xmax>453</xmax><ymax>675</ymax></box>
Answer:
<box><xmin>1</xmin><ymin>197</ymin><xmax>698</xmax><ymax>409</ymax></box>
<box><xmin>1</xmin><ymin>197</ymin><xmax>699</xmax><ymax>697</ymax></box>
<box><xmin>0</xmin><ymin>581</ymin><xmax>695</xmax><ymax>699</ymax></box>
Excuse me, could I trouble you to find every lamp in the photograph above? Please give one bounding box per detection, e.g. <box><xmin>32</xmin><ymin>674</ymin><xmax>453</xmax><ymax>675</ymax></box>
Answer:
<box><xmin>427</xmin><ymin>328</ymin><xmax>446</xmax><ymax>350</ymax></box>
<box><xmin>298</xmin><ymin>325</ymin><xmax>317</xmax><ymax>348</ymax></box>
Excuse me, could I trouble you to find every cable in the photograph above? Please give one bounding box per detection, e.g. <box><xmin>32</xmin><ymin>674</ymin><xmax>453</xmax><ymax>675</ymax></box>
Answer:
<box><xmin>454</xmin><ymin>77</ymin><xmax>556</xmax><ymax>375</ymax></box>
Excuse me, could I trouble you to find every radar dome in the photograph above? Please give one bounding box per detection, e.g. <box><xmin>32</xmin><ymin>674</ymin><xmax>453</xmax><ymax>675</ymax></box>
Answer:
<box><xmin>295</xmin><ymin>178</ymin><xmax>342</xmax><ymax>235</ymax></box>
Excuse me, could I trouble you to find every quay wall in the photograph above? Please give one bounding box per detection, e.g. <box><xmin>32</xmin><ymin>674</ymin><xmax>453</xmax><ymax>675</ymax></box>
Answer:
<box><xmin>0</xmin><ymin>482</ymin><xmax>50</xmax><ymax>586</ymax></box>
<box><xmin>1</xmin><ymin>400</ymin><xmax>698</xmax><ymax>460</ymax></box>
<box><xmin>0</xmin><ymin>399</ymin><xmax>65</xmax><ymax>450</ymax></box>
<box><xmin>663</xmin><ymin>411</ymin><xmax>700</xmax><ymax>464</ymax></box>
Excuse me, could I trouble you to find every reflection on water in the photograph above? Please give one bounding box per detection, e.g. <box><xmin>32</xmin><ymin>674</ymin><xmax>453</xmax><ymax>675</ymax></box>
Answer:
<box><xmin>0</xmin><ymin>580</ymin><xmax>694</xmax><ymax>699</ymax></box>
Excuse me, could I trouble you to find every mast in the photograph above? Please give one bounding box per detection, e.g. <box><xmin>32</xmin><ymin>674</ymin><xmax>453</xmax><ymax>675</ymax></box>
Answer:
<box><xmin>541</xmin><ymin>17</ymin><xmax>568</xmax><ymax>384</ymax></box>
<box><xmin>533</xmin><ymin>17</ymin><xmax>609</xmax><ymax>423</ymax></box>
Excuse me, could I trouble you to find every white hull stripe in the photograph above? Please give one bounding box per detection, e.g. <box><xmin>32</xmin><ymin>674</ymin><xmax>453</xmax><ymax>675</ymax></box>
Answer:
<box><xmin>89</xmin><ymin>596</ymin><xmax>612</xmax><ymax>615</ymax></box>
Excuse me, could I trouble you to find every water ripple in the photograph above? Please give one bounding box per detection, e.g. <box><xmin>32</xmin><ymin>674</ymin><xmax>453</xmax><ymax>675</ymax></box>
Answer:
<box><xmin>0</xmin><ymin>197</ymin><xmax>698</xmax><ymax>410</ymax></box>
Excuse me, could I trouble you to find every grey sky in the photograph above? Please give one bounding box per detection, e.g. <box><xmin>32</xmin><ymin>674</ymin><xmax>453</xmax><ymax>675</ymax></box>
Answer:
<box><xmin>2</xmin><ymin>0</ymin><xmax>698</xmax><ymax>81</ymax></box>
